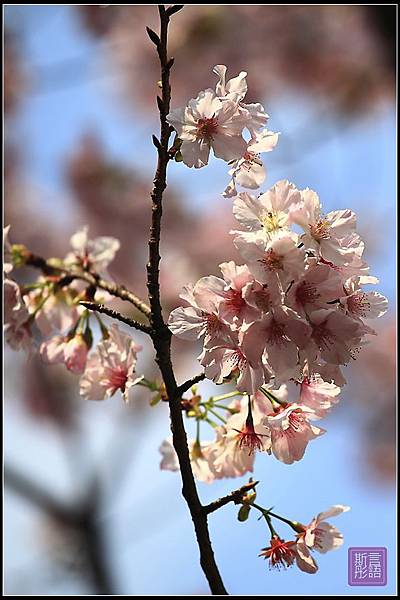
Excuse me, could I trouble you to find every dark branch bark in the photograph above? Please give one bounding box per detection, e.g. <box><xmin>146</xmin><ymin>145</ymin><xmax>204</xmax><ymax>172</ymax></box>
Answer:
<box><xmin>25</xmin><ymin>252</ymin><xmax>151</xmax><ymax>317</ymax></box>
<box><xmin>80</xmin><ymin>301</ymin><xmax>152</xmax><ymax>334</ymax></box>
<box><xmin>178</xmin><ymin>372</ymin><xmax>206</xmax><ymax>395</ymax></box>
<box><xmin>145</xmin><ymin>6</ymin><xmax>227</xmax><ymax>595</ymax></box>
<box><xmin>203</xmin><ymin>480</ymin><xmax>259</xmax><ymax>515</ymax></box>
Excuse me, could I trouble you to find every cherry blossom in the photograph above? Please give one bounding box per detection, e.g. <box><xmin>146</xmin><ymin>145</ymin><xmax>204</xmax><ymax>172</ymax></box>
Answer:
<box><xmin>168</xmin><ymin>279</ymin><xmax>228</xmax><ymax>343</ymax></box>
<box><xmin>234</xmin><ymin>230</ymin><xmax>306</xmax><ymax>287</ymax></box>
<box><xmin>65</xmin><ymin>225</ymin><xmax>120</xmax><ymax>273</ymax></box>
<box><xmin>302</xmin><ymin>505</ymin><xmax>350</xmax><ymax>553</ymax></box>
<box><xmin>260</xmin><ymin>536</ymin><xmax>297</xmax><ymax>570</ymax></box>
<box><xmin>289</xmin><ymin>188</ymin><xmax>363</xmax><ymax>266</ymax></box>
<box><xmin>80</xmin><ymin>324</ymin><xmax>142</xmax><ymax>402</ymax></box>
<box><xmin>198</xmin><ymin>330</ymin><xmax>269</xmax><ymax>394</ymax></box>
<box><xmin>26</xmin><ymin>284</ymin><xmax>83</xmax><ymax>338</ymax></box>
<box><xmin>243</xmin><ymin>306</ymin><xmax>311</xmax><ymax>383</ymax></box>
<box><xmin>167</xmin><ymin>88</ymin><xmax>248</xmax><ymax>168</ymax></box>
<box><xmin>265</xmin><ymin>404</ymin><xmax>325</xmax><ymax>464</ymax></box>
<box><xmin>339</xmin><ymin>275</ymin><xmax>388</xmax><ymax>319</ymax></box>
<box><xmin>223</xmin><ymin>130</ymin><xmax>279</xmax><ymax>198</ymax></box>
<box><xmin>232</xmin><ymin>179</ymin><xmax>301</xmax><ymax>238</ymax></box>
<box><xmin>298</xmin><ymin>373</ymin><xmax>341</xmax><ymax>418</ymax></box>
<box><xmin>4</xmin><ymin>278</ymin><xmax>33</xmax><ymax>352</ymax></box>
<box><xmin>293</xmin><ymin>504</ymin><xmax>351</xmax><ymax>572</ymax></box>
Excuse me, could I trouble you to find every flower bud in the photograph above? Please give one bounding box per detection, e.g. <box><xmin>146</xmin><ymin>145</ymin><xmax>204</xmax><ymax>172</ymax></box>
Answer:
<box><xmin>64</xmin><ymin>334</ymin><xmax>88</xmax><ymax>374</ymax></box>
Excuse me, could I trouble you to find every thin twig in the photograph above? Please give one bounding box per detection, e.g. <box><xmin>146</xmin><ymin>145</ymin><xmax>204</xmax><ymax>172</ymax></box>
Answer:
<box><xmin>80</xmin><ymin>302</ymin><xmax>152</xmax><ymax>334</ymax></box>
<box><xmin>25</xmin><ymin>252</ymin><xmax>151</xmax><ymax>317</ymax></box>
<box><xmin>178</xmin><ymin>373</ymin><xmax>206</xmax><ymax>395</ymax></box>
<box><xmin>145</xmin><ymin>5</ymin><xmax>227</xmax><ymax>595</ymax></box>
<box><xmin>203</xmin><ymin>481</ymin><xmax>259</xmax><ymax>515</ymax></box>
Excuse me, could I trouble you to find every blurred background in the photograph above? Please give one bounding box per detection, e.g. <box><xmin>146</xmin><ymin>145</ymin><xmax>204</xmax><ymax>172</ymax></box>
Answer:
<box><xmin>4</xmin><ymin>4</ymin><xmax>396</xmax><ymax>595</ymax></box>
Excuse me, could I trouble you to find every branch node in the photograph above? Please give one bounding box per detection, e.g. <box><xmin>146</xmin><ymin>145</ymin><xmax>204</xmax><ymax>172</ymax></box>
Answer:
<box><xmin>166</xmin><ymin>5</ymin><xmax>184</xmax><ymax>17</ymax></box>
<box><xmin>152</xmin><ymin>134</ymin><xmax>162</xmax><ymax>150</ymax></box>
<box><xmin>146</xmin><ymin>26</ymin><xmax>160</xmax><ymax>47</ymax></box>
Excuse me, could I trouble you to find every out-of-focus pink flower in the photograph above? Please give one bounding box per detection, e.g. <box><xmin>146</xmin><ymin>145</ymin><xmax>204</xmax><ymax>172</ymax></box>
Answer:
<box><xmin>40</xmin><ymin>335</ymin><xmax>67</xmax><ymax>365</ymax></box>
<box><xmin>65</xmin><ymin>225</ymin><xmax>120</xmax><ymax>274</ymax></box>
<box><xmin>27</xmin><ymin>285</ymin><xmax>83</xmax><ymax>337</ymax></box>
<box><xmin>159</xmin><ymin>439</ymin><xmax>180</xmax><ymax>472</ymax></box>
<box><xmin>4</xmin><ymin>278</ymin><xmax>33</xmax><ymax>352</ymax></box>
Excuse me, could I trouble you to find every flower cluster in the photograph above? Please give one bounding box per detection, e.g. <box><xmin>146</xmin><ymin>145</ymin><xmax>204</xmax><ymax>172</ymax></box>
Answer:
<box><xmin>4</xmin><ymin>226</ymin><xmax>142</xmax><ymax>403</ymax></box>
<box><xmin>167</xmin><ymin>65</ymin><xmax>279</xmax><ymax>196</ymax></box>
<box><xmin>166</xmin><ymin>178</ymin><xmax>387</xmax><ymax>474</ymax></box>
<box><xmin>257</xmin><ymin>504</ymin><xmax>350</xmax><ymax>574</ymax></box>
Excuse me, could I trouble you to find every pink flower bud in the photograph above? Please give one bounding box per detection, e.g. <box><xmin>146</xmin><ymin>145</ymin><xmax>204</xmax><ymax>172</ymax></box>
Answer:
<box><xmin>64</xmin><ymin>334</ymin><xmax>88</xmax><ymax>374</ymax></box>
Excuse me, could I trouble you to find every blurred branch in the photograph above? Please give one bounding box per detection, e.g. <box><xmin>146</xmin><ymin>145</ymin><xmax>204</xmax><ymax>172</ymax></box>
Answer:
<box><xmin>80</xmin><ymin>301</ymin><xmax>152</xmax><ymax>334</ymax></box>
<box><xmin>5</xmin><ymin>466</ymin><xmax>116</xmax><ymax>594</ymax></box>
<box><xmin>203</xmin><ymin>480</ymin><xmax>259</xmax><ymax>515</ymax></box>
<box><xmin>5</xmin><ymin>466</ymin><xmax>79</xmax><ymax>525</ymax></box>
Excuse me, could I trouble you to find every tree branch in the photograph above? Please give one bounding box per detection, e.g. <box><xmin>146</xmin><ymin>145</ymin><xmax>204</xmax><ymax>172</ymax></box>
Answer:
<box><xmin>24</xmin><ymin>252</ymin><xmax>151</xmax><ymax>317</ymax></box>
<box><xmin>145</xmin><ymin>6</ymin><xmax>227</xmax><ymax>595</ymax></box>
<box><xmin>203</xmin><ymin>480</ymin><xmax>259</xmax><ymax>515</ymax></box>
<box><xmin>80</xmin><ymin>301</ymin><xmax>152</xmax><ymax>334</ymax></box>
<box><xmin>178</xmin><ymin>372</ymin><xmax>206</xmax><ymax>395</ymax></box>
<box><xmin>5</xmin><ymin>466</ymin><xmax>115</xmax><ymax>594</ymax></box>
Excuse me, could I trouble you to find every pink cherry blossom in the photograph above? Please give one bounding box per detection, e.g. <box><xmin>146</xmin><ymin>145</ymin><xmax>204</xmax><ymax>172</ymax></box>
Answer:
<box><xmin>4</xmin><ymin>279</ymin><xmax>33</xmax><ymax>352</ymax></box>
<box><xmin>298</xmin><ymin>373</ymin><xmax>341</xmax><ymax>418</ymax></box>
<box><xmin>63</xmin><ymin>334</ymin><xmax>89</xmax><ymax>374</ymax></box>
<box><xmin>80</xmin><ymin>324</ymin><xmax>142</xmax><ymax>402</ymax></box>
<box><xmin>339</xmin><ymin>275</ymin><xmax>388</xmax><ymax>319</ymax></box>
<box><xmin>286</xmin><ymin>261</ymin><xmax>343</xmax><ymax>317</ymax></box>
<box><xmin>234</xmin><ymin>230</ymin><xmax>306</xmax><ymax>287</ymax></box>
<box><xmin>167</xmin><ymin>89</ymin><xmax>248</xmax><ymax>168</ymax></box>
<box><xmin>305</xmin><ymin>308</ymin><xmax>373</xmax><ymax>366</ymax></box>
<box><xmin>243</xmin><ymin>306</ymin><xmax>311</xmax><ymax>383</ymax></box>
<box><xmin>65</xmin><ymin>225</ymin><xmax>120</xmax><ymax>273</ymax></box>
<box><xmin>223</xmin><ymin>130</ymin><xmax>279</xmax><ymax>197</ymax></box>
<box><xmin>168</xmin><ymin>279</ymin><xmax>228</xmax><ymax>343</ymax></box>
<box><xmin>289</xmin><ymin>188</ymin><xmax>362</xmax><ymax>266</ymax></box>
<box><xmin>40</xmin><ymin>335</ymin><xmax>67</xmax><ymax>365</ymax></box>
<box><xmin>301</xmin><ymin>505</ymin><xmax>350</xmax><ymax>553</ymax></box>
<box><xmin>26</xmin><ymin>285</ymin><xmax>83</xmax><ymax>337</ymax></box>
<box><xmin>198</xmin><ymin>331</ymin><xmax>269</xmax><ymax>394</ymax></box>
<box><xmin>213</xmin><ymin>64</ymin><xmax>269</xmax><ymax>135</ymax></box>
<box><xmin>265</xmin><ymin>404</ymin><xmax>325</xmax><ymax>464</ymax></box>
<box><xmin>232</xmin><ymin>179</ymin><xmax>301</xmax><ymax>237</ymax></box>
